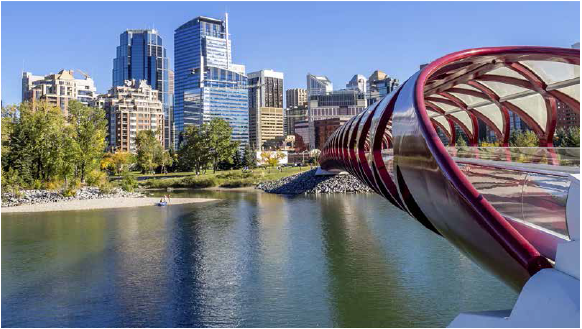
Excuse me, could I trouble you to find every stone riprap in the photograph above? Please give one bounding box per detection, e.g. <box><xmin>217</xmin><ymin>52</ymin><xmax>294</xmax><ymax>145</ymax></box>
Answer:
<box><xmin>256</xmin><ymin>169</ymin><xmax>372</xmax><ymax>195</ymax></box>
<box><xmin>2</xmin><ymin>187</ymin><xmax>143</xmax><ymax>208</ymax></box>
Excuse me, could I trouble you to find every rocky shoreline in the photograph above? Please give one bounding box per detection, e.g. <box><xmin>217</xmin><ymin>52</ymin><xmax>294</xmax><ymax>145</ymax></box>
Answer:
<box><xmin>256</xmin><ymin>169</ymin><xmax>372</xmax><ymax>195</ymax></box>
<box><xmin>1</xmin><ymin>187</ymin><xmax>143</xmax><ymax>208</ymax></box>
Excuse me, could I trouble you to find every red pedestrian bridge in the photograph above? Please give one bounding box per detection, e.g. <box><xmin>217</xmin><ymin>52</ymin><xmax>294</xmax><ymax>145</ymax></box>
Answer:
<box><xmin>319</xmin><ymin>46</ymin><xmax>580</xmax><ymax>291</ymax></box>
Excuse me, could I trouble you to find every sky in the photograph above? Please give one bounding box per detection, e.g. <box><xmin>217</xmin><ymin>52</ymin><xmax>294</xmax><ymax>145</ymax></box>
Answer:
<box><xmin>1</xmin><ymin>1</ymin><xmax>580</xmax><ymax>106</ymax></box>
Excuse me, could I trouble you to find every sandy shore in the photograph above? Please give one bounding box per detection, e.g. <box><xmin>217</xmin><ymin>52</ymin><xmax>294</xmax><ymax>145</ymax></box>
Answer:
<box><xmin>2</xmin><ymin>197</ymin><xmax>217</xmax><ymax>214</ymax></box>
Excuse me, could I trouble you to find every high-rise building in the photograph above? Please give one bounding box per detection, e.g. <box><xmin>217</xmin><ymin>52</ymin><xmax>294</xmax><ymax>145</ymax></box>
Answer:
<box><xmin>96</xmin><ymin>79</ymin><xmax>164</xmax><ymax>153</ymax></box>
<box><xmin>168</xmin><ymin>70</ymin><xmax>174</xmax><ymax>94</ymax></box>
<box><xmin>285</xmin><ymin>105</ymin><xmax>308</xmax><ymax>136</ymax></box>
<box><xmin>308</xmin><ymin>90</ymin><xmax>367</xmax><ymax>149</ymax></box>
<box><xmin>248</xmin><ymin>69</ymin><xmax>284</xmax><ymax>150</ymax></box>
<box><xmin>286</xmin><ymin>88</ymin><xmax>307</xmax><ymax>108</ymax></box>
<box><xmin>112</xmin><ymin>29</ymin><xmax>173</xmax><ymax>149</ymax></box>
<box><xmin>368</xmin><ymin>70</ymin><xmax>399</xmax><ymax>104</ymax></box>
<box><xmin>306</xmin><ymin>73</ymin><xmax>333</xmax><ymax>97</ymax></box>
<box><xmin>22</xmin><ymin>70</ymin><xmax>97</xmax><ymax>115</ymax></box>
<box><xmin>557</xmin><ymin>100</ymin><xmax>580</xmax><ymax>129</ymax></box>
<box><xmin>174</xmin><ymin>14</ymin><xmax>249</xmax><ymax>148</ymax></box>
<box><xmin>346</xmin><ymin>74</ymin><xmax>367</xmax><ymax>94</ymax></box>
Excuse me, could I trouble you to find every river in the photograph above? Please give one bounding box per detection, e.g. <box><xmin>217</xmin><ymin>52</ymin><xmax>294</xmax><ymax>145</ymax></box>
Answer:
<box><xmin>2</xmin><ymin>190</ymin><xmax>517</xmax><ymax>327</ymax></box>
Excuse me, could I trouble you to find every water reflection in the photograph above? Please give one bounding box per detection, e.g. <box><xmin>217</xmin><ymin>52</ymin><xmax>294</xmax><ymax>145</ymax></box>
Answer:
<box><xmin>2</xmin><ymin>191</ymin><xmax>516</xmax><ymax>327</ymax></box>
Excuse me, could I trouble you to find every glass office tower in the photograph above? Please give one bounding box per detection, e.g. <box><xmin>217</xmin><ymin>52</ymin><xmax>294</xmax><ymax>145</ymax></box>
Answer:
<box><xmin>112</xmin><ymin>29</ymin><xmax>173</xmax><ymax>149</ymax></box>
<box><xmin>174</xmin><ymin>14</ymin><xmax>249</xmax><ymax>148</ymax></box>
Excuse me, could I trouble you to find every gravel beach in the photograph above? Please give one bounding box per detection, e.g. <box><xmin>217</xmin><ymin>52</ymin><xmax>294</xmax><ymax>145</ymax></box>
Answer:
<box><xmin>2</xmin><ymin>197</ymin><xmax>217</xmax><ymax>213</ymax></box>
<box><xmin>256</xmin><ymin>169</ymin><xmax>372</xmax><ymax>195</ymax></box>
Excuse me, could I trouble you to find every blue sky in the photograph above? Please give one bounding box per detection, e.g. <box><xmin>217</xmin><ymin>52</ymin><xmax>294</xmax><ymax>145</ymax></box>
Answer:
<box><xmin>1</xmin><ymin>1</ymin><xmax>579</xmax><ymax>105</ymax></box>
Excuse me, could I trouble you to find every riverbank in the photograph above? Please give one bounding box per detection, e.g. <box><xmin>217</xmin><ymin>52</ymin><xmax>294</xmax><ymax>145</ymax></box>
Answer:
<box><xmin>1</xmin><ymin>187</ymin><xmax>143</xmax><ymax>208</ymax></box>
<box><xmin>2</xmin><ymin>197</ymin><xmax>217</xmax><ymax>213</ymax></box>
<box><xmin>256</xmin><ymin>169</ymin><xmax>372</xmax><ymax>195</ymax></box>
<box><xmin>139</xmin><ymin>167</ymin><xmax>311</xmax><ymax>189</ymax></box>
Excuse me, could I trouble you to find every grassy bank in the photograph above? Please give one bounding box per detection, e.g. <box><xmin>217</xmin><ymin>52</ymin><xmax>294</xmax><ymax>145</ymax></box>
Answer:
<box><xmin>138</xmin><ymin>166</ymin><xmax>311</xmax><ymax>189</ymax></box>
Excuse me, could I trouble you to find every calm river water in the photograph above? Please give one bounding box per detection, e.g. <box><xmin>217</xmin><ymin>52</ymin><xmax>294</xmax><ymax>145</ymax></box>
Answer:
<box><xmin>2</xmin><ymin>190</ymin><xmax>517</xmax><ymax>327</ymax></box>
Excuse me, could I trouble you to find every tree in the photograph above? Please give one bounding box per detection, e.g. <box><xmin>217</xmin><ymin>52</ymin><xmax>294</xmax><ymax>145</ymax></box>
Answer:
<box><xmin>1</xmin><ymin>105</ymin><xmax>18</xmax><ymax>168</ymax></box>
<box><xmin>554</xmin><ymin>127</ymin><xmax>580</xmax><ymax>147</ymax></box>
<box><xmin>310</xmin><ymin>149</ymin><xmax>321</xmax><ymax>163</ymax></box>
<box><xmin>7</xmin><ymin>101</ymin><xmax>69</xmax><ymax>185</ymax></box>
<box><xmin>510</xmin><ymin>130</ymin><xmax>538</xmax><ymax>147</ymax></box>
<box><xmin>101</xmin><ymin>152</ymin><xmax>134</xmax><ymax>175</ymax></box>
<box><xmin>207</xmin><ymin>118</ymin><xmax>238</xmax><ymax>173</ymax></box>
<box><xmin>260</xmin><ymin>151</ymin><xmax>285</xmax><ymax>167</ymax></box>
<box><xmin>178</xmin><ymin>125</ymin><xmax>212</xmax><ymax>175</ymax></box>
<box><xmin>456</xmin><ymin>135</ymin><xmax>468</xmax><ymax>147</ymax></box>
<box><xmin>59</xmin><ymin>125</ymin><xmax>80</xmax><ymax>188</ymax></box>
<box><xmin>232</xmin><ymin>149</ymin><xmax>242</xmax><ymax>169</ymax></box>
<box><xmin>241</xmin><ymin>144</ymin><xmax>256</xmax><ymax>169</ymax></box>
<box><xmin>67</xmin><ymin>101</ymin><xmax>107</xmax><ymax>183</ymax></box>
<box><xmin>136</xmin><ymin>130</ymin><xmax>164</xmax><ymax>174</ymax></box>
<box><xmin>167</xmin><ymin>147</ymin><xmax>179</xmax><ymax>172</ymax></box>
<box><xmin>157</xmin><ymin>150</ymin><xmax>174</xmax><ymax>174</ymax></box>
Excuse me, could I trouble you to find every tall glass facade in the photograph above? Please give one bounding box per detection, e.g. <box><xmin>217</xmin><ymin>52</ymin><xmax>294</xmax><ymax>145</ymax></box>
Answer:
<box><xmin>113</xmin><ymin>29</ymin><xmax>172</xmax><ymax>148</ymax></box>
<box><xmin>175</xmin><ymin>15</ymin><xmax>248</xmax><ymax>148</ymax></box>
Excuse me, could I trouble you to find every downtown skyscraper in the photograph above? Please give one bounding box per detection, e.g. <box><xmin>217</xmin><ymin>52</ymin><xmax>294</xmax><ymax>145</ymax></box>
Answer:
<box><xmin>174</xmin><ymin>14</ymin><xmax>249</xmax><ymax>148</ymax></box>
<box><xmin>112</xmin><ymin>29</ymin><xmax>173</xmax><ymax>149</ymax></box>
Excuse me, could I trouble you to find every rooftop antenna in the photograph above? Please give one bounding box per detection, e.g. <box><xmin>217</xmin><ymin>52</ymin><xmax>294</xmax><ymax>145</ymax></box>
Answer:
<box><xmin>225</xmin><ymin>11</ymin><xmax>230</xmax><ymax>69</ymax></box>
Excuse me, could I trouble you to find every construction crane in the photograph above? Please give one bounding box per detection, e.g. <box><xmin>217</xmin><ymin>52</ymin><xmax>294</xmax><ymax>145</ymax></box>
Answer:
<box><xmin>76</xmin><ymin>69</ymin><xmax>91</xmax><ymax>79</ymax></box>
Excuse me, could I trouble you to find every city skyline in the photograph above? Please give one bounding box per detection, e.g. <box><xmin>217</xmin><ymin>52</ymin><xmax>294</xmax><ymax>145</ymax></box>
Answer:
<box><xmin>2</xmin><ymin>1</ymin><xmax>579</xmax><ymax>106</ymax></box>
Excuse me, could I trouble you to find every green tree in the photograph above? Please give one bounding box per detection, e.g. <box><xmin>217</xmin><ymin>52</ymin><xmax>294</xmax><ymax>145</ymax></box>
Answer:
<box><xmin>67</xmin><ymin>101</ymin><xmax>107</xmax><ymax>183</ymax></box>
<box><xmin>232</xmin><ymin>149</ymin><xmax>242</xmax><ymax>169</ymax></box>
<box><xmin>178</xmin><ymin>125</ymin><xmax>212</xmax><ymax>175</ymax></box>
<box><xmin>456</xmin><ymin>135</ymin><xmax>468</xmax><ymax>147</ymax></box>
<box><xmin>7</xmin><ymin>101</ymin><xmax>68</xmax><ymax>184</ymax></box>
<box><xmin>157</xmin><ymin>150</ymin><xmax>174</xmax><ymax>174</ymax></box>
<box><xmin>59</xmin><ymin>125</ymin><xmax>80</xmax><ymax>188</ymax></box>
<box><xmin>554</xmin><ymin>127</ymin><xmax>580</xmax><ymax>147</ymax></box>
<box><xmin>241</xmin><ymin>144</ymin><xmax>256</xmax><ymax>169</ymax></box>
<box><xmin>510</xmin><ymin>130</ymin><xmax>538</xmax><ymax>147</ymax></box>
<box><xmin>1</xmin><ymin>105</ymin><xmax>18</xmax><ymax>168</ymax></box>
<box><xmin>136</xmin><ymin>130</ymin><xmax>164</xmax><ymax>174</ymax></box>
<box><xmin>207</xmin><ymin>118</ymin><xmax>238</xmax><ymax>173</ymax></box>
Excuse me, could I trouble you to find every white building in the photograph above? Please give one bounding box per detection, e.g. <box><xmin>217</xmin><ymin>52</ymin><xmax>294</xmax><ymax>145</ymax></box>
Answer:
<box><xmin>346</xmin><ymin>74</ymin><xmax>367</xmax><ymax>94</ymax></box>
<box><xmin>306</xmin><ymin>73</ymin><xmax>333</xmax><ymax>97</ymax></box>
<box><xmin>22</xmin><ymin>69</ymin><xmax>98</xmax><ymax>115</ymax></box>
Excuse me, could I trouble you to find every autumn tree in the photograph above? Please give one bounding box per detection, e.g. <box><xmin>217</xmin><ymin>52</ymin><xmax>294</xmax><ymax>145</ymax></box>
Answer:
<box><xmin>260</xmin><ymin>151</ymin><xmax>285</xmax><ymax>167</ymax></box>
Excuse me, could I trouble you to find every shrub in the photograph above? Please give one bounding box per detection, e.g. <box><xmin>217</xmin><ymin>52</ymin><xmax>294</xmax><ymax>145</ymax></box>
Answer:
<box><xmin>141</xmin><ymin>177</ymin><xmax>182</xmax><ymax>188</ymax></box>
<box><xmin>216</xmin><ymin>171</ymin><xmax>257</xmax><ymax>180</ymax></box>
<box><xmin>86</xmin><ymin>169</ymin><xmax>108</xmax><ymax>187</ymax></box>
<box><xmin>220</xmin><ymin>178</ymin><xmax>256</xmax><ymax>188</ymax></box>
<box><xmin>44</xmin><ymin>179</ymin><xmax>64</xmax><ymax>190</ymax></box>
<box><xmin>32</xmin><ymin>179</ymin><xmax>42</xmax><ymax>190</ymax></box>
<box><xmin>62</xmin><ymin>187</ymin><xmax>77</xmax><ymax>197</ymax></box>
<box><xmin>120</xmin><ymin>171</ymin><xmax>138</xmax><ymax>192</ymax></box>
<box><xmin>180</xmin><ymin>176</ymin><xmax>217</xmax><ymax>188</ymax></box>
<box><xmin>1</xmin><ymin>168</ymin><xmax>23</xmax><ymax>197</ymax></box>
<box><xmin>98</xmin><ymin>181</ymin><xmax>115</xmax><ymax>194</ymax></box>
